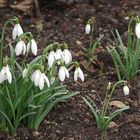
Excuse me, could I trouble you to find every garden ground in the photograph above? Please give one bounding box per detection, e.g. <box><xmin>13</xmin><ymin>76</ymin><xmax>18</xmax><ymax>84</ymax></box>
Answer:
<box><xmin>0</xmin><ymin>0</ymin><xmax>140</xmax><ymax>139</ymax></box>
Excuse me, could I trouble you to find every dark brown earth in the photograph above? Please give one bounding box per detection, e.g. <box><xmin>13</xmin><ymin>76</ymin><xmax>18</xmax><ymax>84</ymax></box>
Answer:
<box><xmin>0</xmin><ymin>0</ymin><xmax>140</xmax><ymax>140</ymax></box>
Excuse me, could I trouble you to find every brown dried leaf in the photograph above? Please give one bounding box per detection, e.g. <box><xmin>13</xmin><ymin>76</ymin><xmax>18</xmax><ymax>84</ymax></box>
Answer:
<box><xmin>74</xmin><ymin>50</ymin><xmax>85</xmax><ymax>57</ymax></box>
<box><xmin>110</xmin><ymin>100</ymin><xmax>128</xmax><ymax>108</ymax></box>
<box><xmin>76</xmin><ymin>40</ymin><xmax>82</xmax><ymax>46</ymax></box>
<box><xmin>108</xmin><ymin>121</ymin><xmax>118</xmax><ymax>129</ymax></box>
<box><xmin>80</xmin><ymin>60</ymin><xmax>95</xmax><ymax>73</ymax></box>
<box><xmin>0</xmin><ymin>0</ymin><xmax>7</xmax><ymax>7</ymax></box>
<box><xmin>10</xmin><ymin>0</ymin><xmax>33</xmax><ymax>12</ymax></box>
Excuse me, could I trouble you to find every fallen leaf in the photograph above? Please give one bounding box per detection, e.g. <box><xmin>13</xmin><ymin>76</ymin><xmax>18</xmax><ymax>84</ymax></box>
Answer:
<box><xmin>76</xmin><ymin>40</ymin><xmax>82</xmax><ymax>46</ymax></box>
<box><xmin>108</xmin><ymin>121</ymin><xmax>118</xmax><ymax>129</ymax></box>
<box><xmin>0</xmin><ymin>0</ymin><xmax>7</xmax><ymax>7</ymax></box>
<box><xmin>80</xmin><ymin>59</ymin><xmax>95</xmax><ymax>73</ymax></box>
<box><xmin>110</xmin><ymin>100</ymin><xmax>128</xmax><ymax>108</ymax></box>
<box><xmin>10</xmin><ymin>0</ymin><xmax>33</xmax><ymax>12</ymax></box>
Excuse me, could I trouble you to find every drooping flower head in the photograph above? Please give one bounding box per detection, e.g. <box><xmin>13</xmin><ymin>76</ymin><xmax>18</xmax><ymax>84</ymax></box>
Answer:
<box><xmin>58</xmin><ymin>66</ymin><xmax>69</xmax><ymax>82</ymax></box>
<box><xmin>15</xmin><ymin>40</ymin><xmax>26</xmax><ymax>56</ymax></box>
<box><xmin>12</xmin><ymin>19</ymin><xmax>23</xmax><ymax>40</ymax></box>
<box><xmin>85</xmin><ymin>24</ymin><xmax>91</xmax><ymax>34</ymax></box>
<box><xmin>0</xmin><ymin>65</ymin><xmax>12</xmax><ymax>84</ymax></box>
<box><xmin>123</xmin><ymin>85</ymin><xmax>129</xmax><ymax>95</ymax></box>
<box><xmin>74</xmin><ymin>67</ymin><xmax>84</xmax><ymax>82</ymax></box>
<box><xmin>48</xmin><ymin>51</ymin><xmax>56</xmax><ymax>68</ymax></box>
<box><xmin>31</xmin><ymin>70</ymin><xmax>50</xmax><ymax>90</ymax></box>
<box><xmin>27</xmin><ymin>34</ymin><xmax>38</xmax><ymax>56</ymax></box>
<box><xmin>62</xmin><ymin>43</ymin><xmax>72</xmax><ymax>65</ymax></box>
<box><xmin>85</xmin><ymin>19</ymin><xmax>93</xmax><ymax>34</ymax></box>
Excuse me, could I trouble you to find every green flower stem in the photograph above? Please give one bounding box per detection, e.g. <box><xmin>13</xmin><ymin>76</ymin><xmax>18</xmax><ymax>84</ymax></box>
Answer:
<box><xmin>0</xmin><ymin>17</ymin><xmax>18</xmax><ymax>69</ymax></box>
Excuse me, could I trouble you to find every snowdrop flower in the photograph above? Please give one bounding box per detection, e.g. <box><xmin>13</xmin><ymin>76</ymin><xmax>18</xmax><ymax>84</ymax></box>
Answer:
<box><xmin>74</xmin><ymin>67</ymin><xmax>84</xmax><ymax>82</ymax></box>
<box><xmin>12</xmin><ymin>23</ymin><xmax>23</xmax><ymax>40</ymax></box>
<box><xmin>48</xmin><ymin>51</ymin><xmax>56</xmax><ymax>68</ymax></box>
<box><xmin>58</xmin><ymin>66</ymin><xmax>69</xmax><ymax>82</ymax></box>
<box><xmin>0</xmin><ymin>65</ymin><xmax>12</xmax><ymax>84</ymax></box>
<box><xmin>31</xmin><ymin>70</ymin><xmax>50</xmax><ymax>90</ymax></box>
<box><xmin>27</xmin><ymin>39</ymin><xmax>38</xmax><ymax>56</ymax></box>
<box><xmin>31</xmin><ymin>70</ymin><xmax>42</xmax><ymax>86</ymax></box>
<box><xmin>62</xmin><ymin>49</ymin><xmax>72</xmax><ymax>64</ymax></box>
<box><xmin>15</xmin><ymin>40</ymin><xmax>26</xmax><ymax>56</ymax></box>
<box><xmin>85</xmin><ymin>24</ymin><xmax>91</xmax><ymax>34</ymax></box>
<box><xmin>38</xmin><ymin>73</ymin><xmax>50</xmax><ymax>90</ymax></box>
<box><xmin>55</xmin><ymin>49</ymin><xmax>63</xmax><ymax>60</ymax></box>
<box><xmin>123</xmin><ymin>85</ymin><xmax>129</xmax><ymax>95</ymax></box>
<box><xmin>135</xmin><ymin>23</ymin><xmax>140</xmax><ymax>39</ymax></box>
<box><xmin>22</xmin><ymin>68</ymin><xmax>28</xmax><ymax>78</ymax></box>
<box><xmin>55</xmin><ymin>49</ymin><xmax>63</xmax><ymax>64</ymax></box>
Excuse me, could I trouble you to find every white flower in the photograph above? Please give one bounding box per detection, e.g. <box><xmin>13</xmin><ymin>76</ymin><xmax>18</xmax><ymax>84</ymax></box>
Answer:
<box><xmin>55</xmin><ymin>49</ymin><xmax>63</xmax><ymax>60</ymax></box>
<box><xmin>31</xmin><ymin>70</ymin><xmax>50</xmax><ymax>90</ymax></box>
<box><xmin>31</xmin><ymin>70</ymin><xmax>41</xmax><ymax>86</ymax></box>
<box><xmin>22</xmin><ymin>68</ymin><xmax>28</xmax><ymax>78</ymax></box>
<box><xmin>123</xmin><ymin>85</ymin><xmax>129</xmax><ymax>95</ymax></box>
<box><xmin>55</xmin><ymin>49</ymin><xmax>63</xmax><ymax>64</ymax></box>
<box><xmin>15</xmin><ymin>40</ymin><xmax>26</xmax><ymax>56</ymax></box>
<box><xmin>74</xmin><ymin>67</ymin><xmax>84</xmax><ymax>82</ymax></box>
<box><xmin>48</xmin><ymin>51</ymin><xmax>56</xmax><ymax>68</ymax></box>
<box><xmin>58</xmin><ymin>66</ymin><xmax>69</xmax><ymax>82</ymax></box>
<box><xmin>38</xmin><ymin>73</ymin><xmax>50</xmax><ymax>90</ymax></box>
<box><xmin>85</xmin><ymin>24</ymin><xmax>91</xmax><ymax>34</ymax></box>
<box><xmin>0</xmin><ymin>65</ymin><xmax>12</xmax><ymax>84</ymax></box>
<box><xmin>135</xmin><ymin>23</ymin><xmax>140</xmax><ymax>39</ymax></box>
<box><xmin>12</xmin><ymin>24</ymin><xmax>23</xmax><ymax>40</ymax></box>
<box><xmin>27</xmin><ymin>39</ymin><xmax>38</xmax><ymax>56</ymax></box>
<box><xmin>62</xmin><ymin>49</ymin><xmax>72</xmax><ymax>64</ymax></box>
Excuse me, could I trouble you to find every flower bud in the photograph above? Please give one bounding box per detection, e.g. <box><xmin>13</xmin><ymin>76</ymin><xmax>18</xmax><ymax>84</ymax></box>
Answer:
<box><xmin>123</xmin><ymin>85</ymin><xmax>129</xmax><ymax>95</ymax></box>
<box><xmin>85</xmin><ymin>24</ymin><xmax>91</xmax><ymax>34</ymax></box>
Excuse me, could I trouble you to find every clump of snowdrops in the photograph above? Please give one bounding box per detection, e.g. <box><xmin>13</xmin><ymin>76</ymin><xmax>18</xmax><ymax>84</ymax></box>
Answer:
<box><xmin>83</xmin><ymin>81</ymin><xmax>129</xmax><ymax>140</ymax></box>
<box><xmin>107</xmin><ymin>16</ymin><xmax>140</xmax><ymax>80</ymax></box>
<box><xmin>0</xmin><ymin>17</ymin><xmax>84</xmax><ymax>134</ymax></box>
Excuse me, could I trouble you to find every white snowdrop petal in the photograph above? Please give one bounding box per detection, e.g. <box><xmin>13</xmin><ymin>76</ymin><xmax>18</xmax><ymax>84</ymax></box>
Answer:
<box><xmin>15</xmin><ymin>41</ymin><xmax>23</xmax><ymax>56</ymax></box>
<box><xmin>12</xmin><ymin>24</ymin><xmax>18</xmax><ymax>40</ymax></box>
<box><xmin>135</xmin><ymin>23</ymin><xmax>140</xmax><ymax>39</ymax></box>
<box><xmin>22</xmin><ymin>41</ymin><xmax>26</xmax><ymax>55</ymax></box>
<box><xmin>55</xmin><ymin>49</ymin><xmax>63</xmax><ymax>60</ymax></box>
<box><xmin>17</xmin><ymin>24</ymin><xmax>23</xmax><ymax>37</ymax></box>
<box><xmin>12</xmin><ymin>24</ymin><xmax>23</xmax><ymax>40</ymax></box>
<box><xmin>63</xmin><ymin>49</ymin><xmax>72</xmax><ymax>64</ymax></box>
<box><xmin>64</xmin><ymin>67</ymin><xmax>69</xmax><ymax>78</ymax></box>
<box><xmin>6</xmin><ymin>69</ymin><xmax>12</xmax><ymax>84</ymax></box>
<box><xmin>31</xmin><ymin>39</ymin><xmax>37</xmax><ymax>56</ymax></box>
<box><xmin>0</xmin><ymin>68</ymin><xmax>6</xmax><ymax>83</ymax></box>
<box><xmin>59</xmin><ymin>67</ymin><xmax>65</xmax><ymax>82</ymax></box>
<box><xmin>43</xmin><ymin>73</ymin><xmax>50</xmax><ymax>87</ymax></box>
<box><xmin>39</xmin><ymin>74</ymin><xmax>44</xmax><ymax>90</ymax></box>
<box><xmin>74</xmin><ymin>68</ymin><xmax>78</xmax><ymax>81</ymax></box>
<box><xmin>85</xmin><ymin>24</ymin><xmax>91</xmax><ymax>34</ymax></box>
<box><xmin>67</xmin><ymin>50</ymin><xmax>72</xmax><ymax>61</ymax></box>
<box><xmin>22</xmin><ymin>68</ymin><xmax>28</xmax><ymax>78</ymax></box>
<box><xmin>123</xmin><ymin>85</ymin><xmax>129</xmax><ymax>95</ymax></box>
<box><xmin>27</xmin><ymin>42</ymin><xmax>30</xmax><ymax>53</ymax></box>
<box><xmin>78</xmin><ymin>67</ymin><xmax>84</xmax><ymax>82</ymax></box>
<box><xmin>34</xmin><ymin>70</ymin><xmax>41</xmax><ymax>86</ymax></box>
<box><xmin>48</xmin><ymin>51</ymin><xmax>55</xmax><ymax>68</ymax></box>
